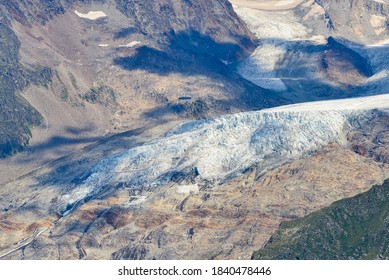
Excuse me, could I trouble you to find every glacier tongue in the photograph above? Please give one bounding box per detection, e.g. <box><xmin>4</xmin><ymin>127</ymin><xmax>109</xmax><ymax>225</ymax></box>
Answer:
<box><xmin>59</xmin><ymin>95</ymin><xmax>389</xmax><ymax>215</ymax></box>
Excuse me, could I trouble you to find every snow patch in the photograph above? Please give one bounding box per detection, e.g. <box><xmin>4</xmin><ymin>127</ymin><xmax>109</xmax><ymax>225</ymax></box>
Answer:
<box><xmin>233</xmin><ymin>7</ymin><xmax>307</xmax><ymax>40</ymax></box>
<box><xmin>74</xmin><ymin>10</ymin><xmax>107</xmax><ymax>20</ymax></box>
<box><xmin>119</xmin><ymin>41</ymin><xmax>141</xmax><ymax>48</ymax></box>
<box><xmin>128</xmin><ymin>196</ymin><xmax>147</xmax><ymax>206</ymax></box>
<box><xmin>308</xmin><ymin>35</ymin><xmax>327</xmax><ymax>44</ymax></box>
<box><xmin>366</xmin><ymin>39</ymin><xmax>389</xmax><ymax>48</ymax></box>
<box><xmin>274</xmin><ymin>0</ymin><xmax>301</xmax><ymax>7</ymax></box>
<box><xmin>177</xmin><ymin>184</ymin><xmax>199</xmax><ymax>194</ymax></box>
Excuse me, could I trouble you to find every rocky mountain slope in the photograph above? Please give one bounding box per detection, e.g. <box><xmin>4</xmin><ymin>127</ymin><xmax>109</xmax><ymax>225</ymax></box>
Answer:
<box><xmin>3</xmin><ymin>0</ymin><xmax>389</xmax><ymax>161</ymax></box>
<box><xmin>2</xmin><ymin>0</ymin><xmax>388</xmax><ymax>162</ymax></box>
<box><xmin>252</xmin><ymin>179</ymin><xmax>389</xmax><ymax>260</ymax></box>
<box><xmin>0</xmin><ymin>0</ymin><xmax>277</xmax><ymax>161</ymax></box>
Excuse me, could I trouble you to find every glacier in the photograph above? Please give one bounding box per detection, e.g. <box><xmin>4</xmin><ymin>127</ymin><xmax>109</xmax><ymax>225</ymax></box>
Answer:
<box><xmin>58</xmin><ymin>95</ymin><xmax>389</xmax><ymax>215</ymax></box>
<box><xmin>233</xmin><ymin>6</ymin><xmax>308</xmax><ymax>91</ymax></box>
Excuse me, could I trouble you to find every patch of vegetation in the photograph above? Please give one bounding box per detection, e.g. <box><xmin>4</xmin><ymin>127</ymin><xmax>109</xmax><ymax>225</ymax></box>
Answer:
<box><xmin>60</xmin><ymin>87</ymin><xmax>69</xmax><ymax>101</ymax></box>
<box><xmin>172</xmin><ymin>99</ymin><xmax>209</xmax><ymax>119</ymax></box>
<box><xmin>68</xmin><ymin>72</ymin><xmax>79</xmax><ymax>90</ymax></box>
<box><xmin>252</xmin><ymin>180</ymin><xmax>389</xmax><ymax>260</ymax></box>
<box><xmin>80</xmin><ymin>84</ymin><xmax>116</xmax><ymax>106</ymax></box>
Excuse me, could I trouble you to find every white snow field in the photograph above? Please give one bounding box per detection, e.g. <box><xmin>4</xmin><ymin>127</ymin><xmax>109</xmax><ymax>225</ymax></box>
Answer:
<box><xmin>58</xmin><ymin>94</ymin><xmax>389</xmax><ymax>214</ymax></box>
<box><xmin>262</xmin><ymin>93</ymin><xmax>389</xmax><ymax>112</ymax></box>
<box><xmin>229</xmin><ymin>0</ymin><xmax>305</xmax><ymax>11</ymax></box>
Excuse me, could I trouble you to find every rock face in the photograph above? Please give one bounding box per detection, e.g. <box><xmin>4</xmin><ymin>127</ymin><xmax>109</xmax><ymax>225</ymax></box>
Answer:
<box><xmin>0</xmin><ymin>96</ymin><xmax>388</xmax><ymax>260</ymax></box>
<box><xmin>252</xmin><ymin>179</ymin><xmax>389</xmax><ymax>260</ymax></box>
<box><xmin>297</xmin><ymin>0</ymin><xmax>389</xmax><ymax>43</ymax></box>
<box><xmin>321</xmin><ymin>36</ymin><xmax>373</xmax><ymax>85</ymax></box>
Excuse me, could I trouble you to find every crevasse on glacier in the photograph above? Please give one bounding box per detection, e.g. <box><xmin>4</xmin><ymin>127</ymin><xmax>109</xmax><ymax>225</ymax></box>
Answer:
<box><xmin>57</xmin><ymin>97</ymin><xmax>387</xmax><ymax>215</ymax></box>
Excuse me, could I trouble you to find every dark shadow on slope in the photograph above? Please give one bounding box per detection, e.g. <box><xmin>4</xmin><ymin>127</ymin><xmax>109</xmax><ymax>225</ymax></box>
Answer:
<box><xmin>113</xmin><ymin>30</ymin><xmax>255</xmax><ymax>73</ymax></box>
<box><xmin>26</xmin><ymin>135</ymin><xmax>98</xmax><ymax>155</ymax></box>
<box><xmin>113</xmin><ymin>27</ymin><xmax>141</xmax><ymax>39</ymax></box>
<box><xmin>65</xmin><ymin>126</ymin><xmax>96</xmax><ymax>135</ymax></box>
<box><xmin>169</xmin><ymin>29</ymin><xmax>255</xmax><ymax>62</ymax></box>
<box><xmin>3</xmin><ymin>126</ymin><xmax>148</xmax><ymax>189</ymax></box>
<box><xmin>7</xmin><ymin>126</ymin><xmax>101</xmax><ymax>167</ymax></box>
<box><xmin>113</xmin><ymin>46</ymin><xmax>230</xmax><ymax>77</ymax></box>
